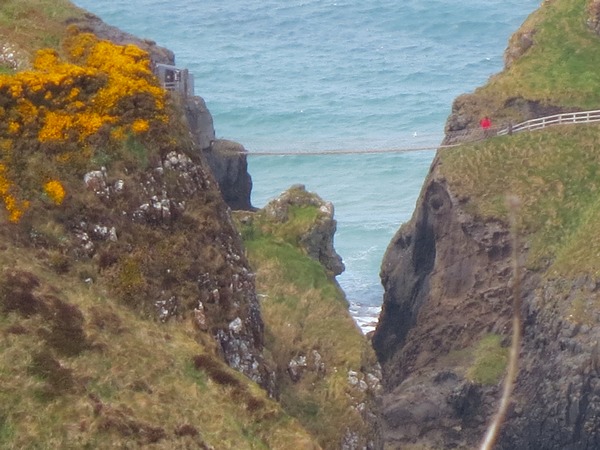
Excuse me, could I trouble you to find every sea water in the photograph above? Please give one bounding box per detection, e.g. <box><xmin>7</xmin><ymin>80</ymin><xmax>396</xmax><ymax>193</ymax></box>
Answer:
<box><xmin>73</xmin><ymin>0</ymin><xmax>539</xmax><ymax>332</ymax></box>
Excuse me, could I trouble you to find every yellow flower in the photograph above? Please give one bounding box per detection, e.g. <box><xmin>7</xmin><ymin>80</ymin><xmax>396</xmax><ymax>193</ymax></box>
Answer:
<box><xmin>0</xmin><ymin>30</ymin><xmax>172</xmax><ymax>221</ymax></box>
<box><xmin>0</xmin><ymin>164</ymin><xmax>29</xmax><ymax>223</ymax></box>
<box><xmin>43</xmin><ymin>180</ymin><xmax>66</xmax><ymax>205</ymax></box>
<box><xmin>7</xmin><ymin>122</ymin><xmax>20</xmax><ymax>135</ymax></box>
<box><xmin>131</xmin><ymin>119</ymin><xmax>149</xmax><ymax>134</ymax></box>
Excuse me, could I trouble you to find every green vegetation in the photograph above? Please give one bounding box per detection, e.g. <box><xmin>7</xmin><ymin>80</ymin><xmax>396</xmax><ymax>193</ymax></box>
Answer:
<box><xmin>440</xmin><ymin>123</ymin><xmax>600</xmax><ymax>274</ymax></box>
<box><xmin>0</xmin><ymin>244</ymin><xmax>318</xmax><ymax>448</ymax></box>
<box><xmin>460</xmin><ymin>0</ymin><xmax>600</xmax><ymax>124</ymax></box>
<box><xmin>466</xmin><ymin>334</ymin><xmax>509</xmax><ymax>385</ymax></box>
<box><xmin>236</xmin><ymin>202</ymin><xmax>376</xmax><ymax>449</ymax></box>
<box><xmin>0</xmin><ymin>2</ymin><xmax>329</xmax><ymax>448</ymax></box>
<box><xmin>0</xmin><ymin>0</ymin><xmax>84</xmax><ymax>67</ymax></box>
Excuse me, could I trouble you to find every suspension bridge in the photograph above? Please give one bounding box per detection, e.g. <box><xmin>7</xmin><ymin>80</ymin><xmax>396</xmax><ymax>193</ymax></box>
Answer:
<box><xmin>235</xmin><ymin>109</ymin><xmax>600</xmax><ymax>157</ymax></box>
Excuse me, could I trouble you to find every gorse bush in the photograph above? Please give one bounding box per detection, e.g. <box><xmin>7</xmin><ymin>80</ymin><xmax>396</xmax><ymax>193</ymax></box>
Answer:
<box><xmin>0</xmin><ymin>27</ymin><xmax>168</xmax><ymax>223</ymax></box>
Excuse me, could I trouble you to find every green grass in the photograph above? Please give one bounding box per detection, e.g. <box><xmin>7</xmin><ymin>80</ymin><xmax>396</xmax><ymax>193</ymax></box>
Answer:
<box><xmin>440</xmin><ymin>123</ymin><xmax>600</xmax><ymax>273</ymax></box>
<box><xmin>0</xmin><ymin>0</ymin><xmax>85</xmax><ymax>63</ymax></box>
<box><xmin>462</xmin><ymin>0</ymin><xmax>600</xmax><ymax>124</ymax></box>
<box><xmin>0</xmin><ymin>212</ymin><xmax>318</xmax><ymax>449</ymax></box>
<box><xmin>236</xmin><ymin>203</ymin><xmax>376</xmax><ymax>449</ymax></box>
<box><xmin>466</xmin><ymin>334</ymin><xmax>509</xmax><ymax>385</ymax></box>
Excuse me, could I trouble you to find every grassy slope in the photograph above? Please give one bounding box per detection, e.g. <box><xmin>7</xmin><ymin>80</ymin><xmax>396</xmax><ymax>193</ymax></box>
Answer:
<box><xmin>0</xmin><ymin>1</ymin><xmax>323</xmax><ymax>448</ymax></box>
<box><xmin>439</xmin><ymin>0</ymin><xmax>600</xmax><ymax>276</ymax></box>
<box><xmin>0</xmin><ymin>241</ymin><xmax>318</xmax><ymax>449</ymax></box>
<box><xmin>0</xmin><ymin>0</ymin><xmax>85</xmax><ymax>66</ymax></box>
<box><xmin>468</xmin><ymin>0</ymin><xmax>600</xmax><ymax>120</ymax></box>
<box><xmin>236</xmin><ymin>199</ymin><xmax>376</xmax><ymax>449</ymax></box>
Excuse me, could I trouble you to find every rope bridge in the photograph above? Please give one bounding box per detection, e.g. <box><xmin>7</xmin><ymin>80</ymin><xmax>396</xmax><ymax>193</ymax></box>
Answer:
<box><xmin>235</xmin><ymin>109</ymin><xmax>600</xmax><ymax>157</ymax></box>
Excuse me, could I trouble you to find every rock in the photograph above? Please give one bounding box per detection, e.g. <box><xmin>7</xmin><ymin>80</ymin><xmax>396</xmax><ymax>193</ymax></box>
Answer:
<box><xmin>504</xmin><ymin>28</ymin><xmax>536</xmax><ymax>68</ymax></box>
<box><xmin>184</xmin><ymin>96</ymin><xmax>215</xmax><ymax>151</ymax></box>
<box><xmin>263</xmin><ymin>185</ymin><xmax>345</xmax><ymax>276</ymax></box>
<box><xmin>84</xmin><ymin>168</ymin><xmax>109</xmax><ymax>197</ymax></box>
<box><xmin>588</xmin><ymin>0</ymin><xmax>600</xmax><ymax>35</ymax></box>
<box><xmin>372</xmin><ymin>161</ymin><xmax>514</xmax><ymax>447</ymax></box>
<box><xmin>0</xmin><ymin>42</ymin><xmax>29</xmax><ymax>71</ymax></box>
<box><xmin>374</xmin><ymin>157</ymin><xmax>600</xmax><ymax>447</ymax></box>
<box><xmin>193</xmin><ymin>303</ymin><xmax>208</xmax><ymax>331</ymax></box>
<box><xmin>228</xmin><ymin>317</ymin><xmax>243</xmax><ymax>334</ymax></box>
<box><xmin>155</xmin><ymin>296</ymin><xmax>179</xmax><ymax>322</ymax></box>
<box><xmin>287</xmin><ymin>355</ymin><xmax>308</xmax><ymax>382</ymax></box>
<box><xmin>202</xmin><ymin>139</ymin><xmax>253</xmax><ymax>211</ymax></box>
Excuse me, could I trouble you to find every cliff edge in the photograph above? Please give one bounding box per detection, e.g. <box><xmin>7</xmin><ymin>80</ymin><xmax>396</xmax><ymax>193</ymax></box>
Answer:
<box><xmin>374</xmin><ymin>0</ymin><xmax>600</xmax><ymax>448</ymax></box>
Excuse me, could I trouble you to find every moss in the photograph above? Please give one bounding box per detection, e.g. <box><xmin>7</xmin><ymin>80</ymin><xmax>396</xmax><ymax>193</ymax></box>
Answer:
<box><xmin>466</xmin><ymin>334</ymin><xmax>509</xmax><ymax>385</ymax></box>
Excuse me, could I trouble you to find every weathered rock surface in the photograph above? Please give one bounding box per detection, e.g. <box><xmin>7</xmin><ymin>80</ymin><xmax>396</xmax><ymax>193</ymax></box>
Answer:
<box><xmin>374</xmin><ymin>159</ymin><xmax>600</xmax><ymax>448</ymax></box>
<box><xmin>497</xmin><ymin>276</ymin><xmax>600</xmax><ymax>449</ymax></box>
<box><xmin>77</xmin><ymin>149</ymin><xmax>274</xmax><ymax>392</ymax></box>
<box><xmin>372</xmin><ymin>159</ymin><xmax>514</xmax><ymax>448</ymax></box>
<box><xmin>184</xmin><ymin>95</ymin><xmax>216</xmax><ymax>151</ymax></box>
<box><xmin>53</xmin><ymin>20</ymin><xmax>272</xmax><ymax>391</ymax></box>
<box><xmin>202</xmin><ymin>139</ymin><xmax>253</xmax><ymax>211</ymax></box>
<box><xmin>263</xmin><ymin>185</ymin><xmax>345</xmax><ymax>276</ymax></box>
<box><xmin>587</xmin><ymin>0</ymin><xmax>600</xmax><ymax>34</ymax></box>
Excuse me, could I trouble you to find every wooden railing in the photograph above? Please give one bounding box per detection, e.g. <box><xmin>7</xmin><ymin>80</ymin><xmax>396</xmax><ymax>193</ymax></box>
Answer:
<box><xmin>496</xmin><ymin>109</ymin><xmax>600</xmax><ymax>135</ymax></box>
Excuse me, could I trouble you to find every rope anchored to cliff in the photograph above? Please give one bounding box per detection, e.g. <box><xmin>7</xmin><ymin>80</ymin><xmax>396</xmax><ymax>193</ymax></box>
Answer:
<box><xmin>237</xmin><ymin>109</ymin><xmax>600</xmax><ymax>156</ymax></box>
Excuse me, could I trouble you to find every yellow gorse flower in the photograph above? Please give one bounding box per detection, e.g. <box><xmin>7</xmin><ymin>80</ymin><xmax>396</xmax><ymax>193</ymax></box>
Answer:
<box><xmin>0</xmin><ymin>164</ymin><xmax>29</xmax><ymax>223</ymax></box>
<box><xmin>131</xmin><ymin>119</ymin><xmax>150</xmax><ymax>134</ymax></box>
<box><xmin>43</xmin><ymin>180</ymin><xmax>66</xmax><ymax>205</ymax></box>
<box><xmin>0</xmin><ymin>30</ymin><xmax>170</xmax><ymax>223</ymax></box>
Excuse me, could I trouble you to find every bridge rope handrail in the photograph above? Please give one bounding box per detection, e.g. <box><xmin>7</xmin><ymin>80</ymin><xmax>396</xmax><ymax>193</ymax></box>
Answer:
<box><xmin>222</xmin><ymin>109</ymin><xmax>600</xmax><ymax>157</ymax></box>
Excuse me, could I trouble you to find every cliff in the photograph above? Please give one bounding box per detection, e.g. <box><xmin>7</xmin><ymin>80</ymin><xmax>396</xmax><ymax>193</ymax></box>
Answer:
<box><xmin>0</xmin><ymin>1</ymin><xmax>375</xmax><ymax>448</ymax></box>
<box><xmin>235</xmin><ymin>185</ymin><xmax>379</xmax><ymax>449</ymax></box>
<box><xmin>374</xmin><ymin>0</ymin><xmax>600</xmax><ymax>448</ymax></box>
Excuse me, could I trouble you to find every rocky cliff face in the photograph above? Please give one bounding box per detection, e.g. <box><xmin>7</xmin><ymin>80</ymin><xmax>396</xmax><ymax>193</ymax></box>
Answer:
<box><xmin>202</xmin><ymin>139</ymin><xmax>254</xmax><ymax>211</ymax></box>
<box><xmin>373</xmin><ymin>154</ymin><xmax>600</xmax><ymax>449</ymax></box>
<box><xmin>0</xmin><ymin>14</ymin><xmax>269</xmax><ymax>391</ymax></box>
<box><xmin>235</xmin><ymin>184</ymin><xmax>378</xmax><ymax>449</ymax></box>
<box><xmin>261</xmin><ymin>185</ymin><xmax>345</xmax><ymax>276</ymax></box>
<box><xmin>374</xmin><ymin>1</ymin><xmax>600</xmax><ymax>447</ymax></box>
<box><xmin>182</xmin><ymin>96</ymin><xmax>254</xmax><ymax>211</ymax></box>
<box><xmin>73</xmin><ymin>12</ymin><xmax>254</xmax><ymax>212</ymax></box>
<box><xmin>372</xmin><ymin>159</ymin><xmax>515</xmax><ymax>449</ymax></box>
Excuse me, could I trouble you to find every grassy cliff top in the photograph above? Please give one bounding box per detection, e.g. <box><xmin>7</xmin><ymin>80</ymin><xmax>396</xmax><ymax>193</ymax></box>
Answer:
<box><xmin>451</xmin><ymin>0</ymin><xmax>600</xmax><ymax>127</ymax></box>
<box><xmin>481</xmin><ymin>0</ymin><xmax>600</xmax><ymax>109</ymax></box>
<box><xmin>0</xmin><ymin>0</ymin><xmax>85</xmax><ymax>71</ymax></box>
<box><xmin>234</xmin><ymin>186</ymin><xmax>378</xmax><ymax>449</ymax></box>
<box><xmin>439</xmin><ymin>0</ymin><xmax>600</xmax><ymax>278</ymax></box>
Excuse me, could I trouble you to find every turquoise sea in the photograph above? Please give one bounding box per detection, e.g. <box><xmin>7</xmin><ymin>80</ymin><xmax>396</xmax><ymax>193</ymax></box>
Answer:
<box><xmin>74</xmin><ymin>0</ymin><xmax>539</xmax><ymax>332</ymax></box>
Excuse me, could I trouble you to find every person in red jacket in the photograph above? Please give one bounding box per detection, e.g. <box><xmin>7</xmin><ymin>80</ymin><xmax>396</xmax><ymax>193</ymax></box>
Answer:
<box><xmin>480</xmin><ymin>116</ymin><xmax>492</xmax><ymax>138</ymax></box>
<box><xmin>480</xmin><ymin>116</ymin><xmax>491</xmax><ymax>129</ymax></box>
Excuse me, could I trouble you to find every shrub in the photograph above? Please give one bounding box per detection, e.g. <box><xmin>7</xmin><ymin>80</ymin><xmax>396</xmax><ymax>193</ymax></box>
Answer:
<box><xmin>0</xmin><ymin>29</ymin><xmax>170</xmax><ymax>223</ymax></box>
